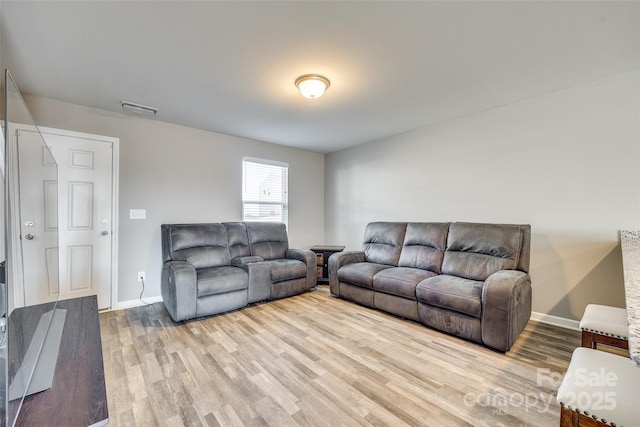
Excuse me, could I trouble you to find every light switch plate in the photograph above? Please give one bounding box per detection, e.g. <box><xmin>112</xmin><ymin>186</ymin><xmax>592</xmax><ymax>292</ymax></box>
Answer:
<box><xmin>130</xmin><ymin>209</ymin><xmax>146</xmax><ymax>220</ymax></box>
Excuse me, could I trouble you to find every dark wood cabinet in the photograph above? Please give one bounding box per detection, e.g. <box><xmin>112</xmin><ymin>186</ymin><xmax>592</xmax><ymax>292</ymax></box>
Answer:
<box><xmin>311</xmin><ymin>245</ymin><xmax>345</xmax><ymax>284</ymax></box>
<box><xmin>15</xmin><ymin>296</ymin><xmax>108</xmax><ymax>426</ymax></box>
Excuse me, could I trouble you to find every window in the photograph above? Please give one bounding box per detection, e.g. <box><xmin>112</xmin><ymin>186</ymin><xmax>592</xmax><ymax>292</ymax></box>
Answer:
<box><xmin>242</xmin><ymin>158</ymin><xmax>288</xmax><ymax>225</ymax></box>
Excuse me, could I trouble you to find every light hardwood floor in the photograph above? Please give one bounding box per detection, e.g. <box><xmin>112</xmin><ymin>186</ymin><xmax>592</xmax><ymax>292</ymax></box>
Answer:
<box><xmin>100</xmin><ymin>285</ymin><xmax>581</xmax><ymax>426</ymax></box>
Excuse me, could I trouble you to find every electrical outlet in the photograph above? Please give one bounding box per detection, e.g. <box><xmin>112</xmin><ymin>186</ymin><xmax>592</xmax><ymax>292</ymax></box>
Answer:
<box><xmin>137</xmin><ymin>271</ymin><xmax>146</xmax><ymax>282</ymax></box>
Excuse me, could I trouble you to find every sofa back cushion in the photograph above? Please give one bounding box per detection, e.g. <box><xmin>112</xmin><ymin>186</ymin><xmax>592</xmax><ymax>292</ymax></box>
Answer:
<box><xmin>398</xmin><ymin>223</ymin><xmax>450</xmax><ymax>273</ymax></box>
<box><xmin>225</xmin><ymin>222</ymin><xmax>251</xmax><ymax>258</ymax></box>
<box><xmin>517</xmin><ymin>224</ymin><xmax>532</xmax><ymax>273</ymax></box>
<box><xmin>442</xmin><ymin>222</ymin><xmax>526</xmax><ymax>281</ymax></box>
<box><xmin>246</xmin><ymin>222</ymin><xmax>289</xmax><ymax>260</ymax></box>
<box><xmin>362</xmin><ymin>222</ymin><xmax>407</xmax><ymax>266</ymax></box>
<box><xmin>161</xmin><ymin>223</ymin><xmax>231</xmax><ymax>269</ymax></box>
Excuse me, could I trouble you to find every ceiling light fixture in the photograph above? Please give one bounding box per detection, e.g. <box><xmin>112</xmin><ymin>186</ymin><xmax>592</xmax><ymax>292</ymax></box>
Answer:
<box><xmin>295</xmin><ymin>74</ymin><xmax>330</xmax><ymax>99</ymax></box>
<box><xmin>121</xmin><ymin>101</ymin><xmax>158</xmax><ymax>116</ymax></box>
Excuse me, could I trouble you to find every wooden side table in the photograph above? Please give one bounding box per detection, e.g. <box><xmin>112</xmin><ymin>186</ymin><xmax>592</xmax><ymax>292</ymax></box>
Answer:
<box><xmin>311</xmin><ymin>245</ymin><xmax>345</xmax><ymax>284</ymax></box>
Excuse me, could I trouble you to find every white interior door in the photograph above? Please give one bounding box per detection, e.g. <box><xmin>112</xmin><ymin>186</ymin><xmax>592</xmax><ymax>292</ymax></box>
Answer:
<box><xmin>18</xmin><ymin>129</ymin><xmax>115</xmax><ymax>309</ymax></box>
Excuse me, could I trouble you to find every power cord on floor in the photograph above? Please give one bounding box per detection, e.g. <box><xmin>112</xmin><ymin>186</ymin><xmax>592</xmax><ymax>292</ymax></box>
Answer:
<box><xmin>139</xmin><ymin>277</ymin><xmax>152</xmax><ymax>306</ymax></box>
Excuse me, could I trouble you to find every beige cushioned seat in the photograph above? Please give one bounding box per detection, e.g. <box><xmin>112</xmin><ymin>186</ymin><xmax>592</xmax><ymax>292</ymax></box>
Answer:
<box><xmin>580</xmin><ymin>304</ymin><xmax>628</xmax><ymax>339</ymax></box>
<box><xmin>557</xmin><ymin>348</ymin><xmax>639</xmax><ymax>427</ymax></box>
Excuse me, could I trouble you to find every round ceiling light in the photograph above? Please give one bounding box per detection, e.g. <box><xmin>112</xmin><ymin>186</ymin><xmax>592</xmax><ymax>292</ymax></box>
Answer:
<box><xmin>295</xmin><ymin>74</ymin><xmax>330</xmax><ymax>99</ymax></box>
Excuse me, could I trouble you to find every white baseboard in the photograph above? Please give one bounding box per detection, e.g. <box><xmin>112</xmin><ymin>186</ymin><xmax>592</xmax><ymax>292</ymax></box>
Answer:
<box><xmin>114</xmin><ymin>295</ymin><xmax>164</xmax><ymax>311</ymax></box>
<box><xmin>531</xmin><ymin>311</ymin><xmax>580</xmax><ymax>331</ymax></box>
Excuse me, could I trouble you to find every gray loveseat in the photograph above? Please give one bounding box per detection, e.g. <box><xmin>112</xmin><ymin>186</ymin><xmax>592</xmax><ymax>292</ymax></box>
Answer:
<box><xmin>328</xmin><ymin>222</ymin><xmax>532</xmax><ymax>352</ymax></box>
<box><xmin>161</xmin><ymin>222</ymin><xmax>315</xmax><ymax>322</ymax></box>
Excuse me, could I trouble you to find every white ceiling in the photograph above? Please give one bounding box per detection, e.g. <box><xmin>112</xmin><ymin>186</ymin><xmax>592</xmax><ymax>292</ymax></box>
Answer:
<box><xmin>1</xmin><ymin>1</ymin><xmax>638</xmax><ymax>153</ymax></box>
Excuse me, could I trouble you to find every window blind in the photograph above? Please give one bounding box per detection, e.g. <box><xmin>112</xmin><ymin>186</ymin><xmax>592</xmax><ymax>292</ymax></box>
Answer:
<box><xmin>242</xmin><ymin>158</ymin><xmax>288</xmax><ymax>225</ymax></box>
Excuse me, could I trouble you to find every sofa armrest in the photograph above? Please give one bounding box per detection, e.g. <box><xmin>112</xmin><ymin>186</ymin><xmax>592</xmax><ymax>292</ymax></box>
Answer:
<box><xmin>231</xmin><ymin>256</ymin><xmax>264</xmax><ymax>267</ymax></box>
<box><xmin>229</xmin><ymin>256</ymin><xmax>270</xmax><ymax>302</ymax></box>
<box><xmin>247</xmin><ymin>262</ymin><xmax>273</xmax><ymax>303</ymax></box>
<box><xmin>286</xmin><ymin>248</ymin><xmax>316</xmax><ymax>289</ymax></box>
<box><xmin>328</xmin><ymin>251</ymin><xmax>366</xmax><ymax>295</ymax></box>
<box><xmin>161</xmin><ymin>261</ymin><xmax>197</xmax><ymax>322</ymax></box>
<box><xmin>481</xmin><ymin>270</ymin><xmax>532</xmax><ymax>352</ymax></box>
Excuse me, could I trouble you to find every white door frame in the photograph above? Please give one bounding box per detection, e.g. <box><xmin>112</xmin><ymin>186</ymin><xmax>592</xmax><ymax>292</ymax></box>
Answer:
<box><xmin>9</xmin><ymin>125</ymin><xmax>119</xmax><ymax>310</ymax></box>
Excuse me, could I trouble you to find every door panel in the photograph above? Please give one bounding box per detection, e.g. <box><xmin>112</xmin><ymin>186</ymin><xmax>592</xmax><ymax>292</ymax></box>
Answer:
<box><xmin>68</xmin><ymin>181</ymin><xmax>93</xmax><ymax>229</ymax></box>
<box><xmin>68</xmin><ymin>245</ymin><xmax>92</xmax><ymax>291</ymax></box>
<box><xmin>44</xmin><ymin>180</ymin><xmax>58</xmax><ymax>231</ymax></box>
<box><xmin>44</xmin><ymin>247</ymin><xmax>59</xmax><ymax>296</ymax></box>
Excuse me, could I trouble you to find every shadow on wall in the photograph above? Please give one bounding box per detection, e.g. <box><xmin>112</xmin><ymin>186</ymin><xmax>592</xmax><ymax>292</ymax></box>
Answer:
<box><xmin>553</xmin><ymin>244</ymin><xmax>625</xmax><ymax>320</ymax></box>
<box><xmin>532</xmin><ymin>231</ymin><xmax>625</xmax><ymax>321</ymax></box>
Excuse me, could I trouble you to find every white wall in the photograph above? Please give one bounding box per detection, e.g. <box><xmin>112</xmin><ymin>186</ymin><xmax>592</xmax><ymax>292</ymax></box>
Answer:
<box><xmin>325</xmin><ymin>70</ymin><xmax>640</xmax><ymax>321</ymax></box>
<box><xmin>0</xmin><ymin>0</ymin><xmax>4</xmax><ymax>264</ymax></box>
<box><xmin>24</xmin><ymin>95</ymin><xmax>325</xmax><ymax>306</ymax></box>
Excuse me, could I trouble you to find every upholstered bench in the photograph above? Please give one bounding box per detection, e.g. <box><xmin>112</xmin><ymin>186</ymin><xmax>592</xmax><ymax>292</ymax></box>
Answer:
<box><xmin>557</xmin><ymin>347</ymin><xmax>639</xmax><ymax>427</ymax></box>
<box><xmin>580</xmin><ymin>304</ymin><xmax>629</xmax><ymax>350</ymax></box>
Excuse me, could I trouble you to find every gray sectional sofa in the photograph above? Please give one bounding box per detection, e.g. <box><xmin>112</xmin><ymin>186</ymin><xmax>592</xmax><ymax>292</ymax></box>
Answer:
<box><xmin>161</xmin><ymin>222</ymin><xmax>315</xmax><ymax>322</ymax></box>
<box><xmin>328</xmin><ymin>222</ymin><xmax>532</xmax><ymax>351</ymax></box>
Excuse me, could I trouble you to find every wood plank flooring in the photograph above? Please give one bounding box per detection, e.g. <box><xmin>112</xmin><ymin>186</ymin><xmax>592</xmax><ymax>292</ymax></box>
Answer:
<box><xmin>100</xmin><ymin>285</ymin><xmax>582</xmax><ymax>426</ymax></box>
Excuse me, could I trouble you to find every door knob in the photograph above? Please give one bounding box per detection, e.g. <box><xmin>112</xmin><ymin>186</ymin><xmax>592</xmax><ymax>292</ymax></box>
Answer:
<box><xmin>25</xmin><ymin>234</ymin><xmax>35</xmax><ymax>240</ymax></box>
<box><xmin>101</xmin><ymin>231</ymin><xmax>109</xmax><ymax>236</ymax></box>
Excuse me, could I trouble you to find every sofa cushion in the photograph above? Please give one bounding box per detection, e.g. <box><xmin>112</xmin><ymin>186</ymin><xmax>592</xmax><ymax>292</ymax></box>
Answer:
<box><xmin>246</xmin><ymin>222</ymin><xmax>289</xmax><ymax>260</ymax></box>
<box><xmin>442</xmin><ymin>222</ymin><xmax>522</xmax><ymax>281</ymax></box>
<box><xmin>373</xmin><ymin>267</ymin><xmax>436</xmax><ymax>299</ymax></box>
<box><xmin>416</xmin><ymin>275</ymin><xmax>483</xmax><ymax>318</ymax></box>
<box><xmin>338</xmin><ymin>262</ymin><xmax>392</xmax><ymax>289</ymax></box>
<box><xmin>225</xmin><ymin>222</ymin><xmax>251</xmax><ymax>259</ymax></box>
<box><xmin>166</xmin><ymin>223</ymin><xmax>226</xmax><ymax>252</ymax></box>
<box><xmin>362</xmin><ymin>222</ymin><xmax>407</xmax><ymax>266</ymax></box>
<box><xmin>269</xmin><ymin>259</ymin><xmax>307</xmax><ymax>283</ymax></box>
<box><xmin>177</xmin><ymin>247</ymin><xmax>230</xmax><ymax>270</ymax></box>
<box><xmin>398</xmin><ymin>222</ymin><xmax>450</xmax><ymax>273</ymax></box>
<box><xmin>164</xmin><ymin>223</ymin><xmax>231</xmax><ymax>269</ymax></box>
<box><xmin>197</xmin><ymin>266</ymin><xmax>248</xmax><ymax>297</ymax></box>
